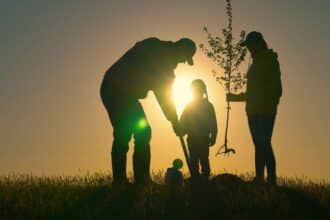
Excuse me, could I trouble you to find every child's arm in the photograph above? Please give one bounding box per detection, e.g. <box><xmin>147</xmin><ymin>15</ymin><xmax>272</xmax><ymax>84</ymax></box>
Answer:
<box><xmin>209</xmin><ymin>103</ymin><xmax>218</xmax><ymax>146</ymax></box>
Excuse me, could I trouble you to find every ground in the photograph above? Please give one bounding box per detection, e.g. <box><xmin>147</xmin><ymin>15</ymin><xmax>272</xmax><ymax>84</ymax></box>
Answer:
<box><xmin>0</xmin><ymin>172</ymin><xmax>329</xmax><ymax>220</ymax></box>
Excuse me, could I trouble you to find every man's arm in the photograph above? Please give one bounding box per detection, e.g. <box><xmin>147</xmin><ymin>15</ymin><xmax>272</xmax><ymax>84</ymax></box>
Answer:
<box><xmin>179</xmin><ymin>107</ymin><xmax>188</xmax><ymax>136</ymax></box>
<box><xmin>153</xmin><ymin>76</ymin><xmax>181</xmax><ymax>136</ymax></box>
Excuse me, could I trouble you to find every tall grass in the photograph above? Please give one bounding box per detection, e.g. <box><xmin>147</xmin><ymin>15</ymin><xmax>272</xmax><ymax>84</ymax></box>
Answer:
<box><xmin>0</xmin><ymin>172</ymin><xmax>329</xmax><ymax>220</ymax></box>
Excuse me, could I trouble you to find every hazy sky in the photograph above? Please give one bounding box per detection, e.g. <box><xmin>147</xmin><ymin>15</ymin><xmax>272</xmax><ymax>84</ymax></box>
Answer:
<box><xmin>1</xmin><ymin>0</ymin><xmax>329</xmax><ymax>180</ymax></box>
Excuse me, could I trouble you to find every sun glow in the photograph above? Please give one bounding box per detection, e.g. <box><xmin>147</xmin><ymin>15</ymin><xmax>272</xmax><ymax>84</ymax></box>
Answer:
<box><xmin>172</xmin><ymin>74</ymin><xmax>193</xmax><ymax>115</ymax></box>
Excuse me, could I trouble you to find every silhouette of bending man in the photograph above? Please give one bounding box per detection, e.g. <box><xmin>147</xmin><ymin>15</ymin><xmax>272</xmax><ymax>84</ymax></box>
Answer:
<box><xmin>100</xmin><ymin>38</ymin><xmax>196</xmax><ymax>185</ymax></box>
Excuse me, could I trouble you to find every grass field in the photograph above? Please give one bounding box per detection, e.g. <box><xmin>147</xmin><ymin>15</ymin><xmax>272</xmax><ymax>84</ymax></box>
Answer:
<box><xmin>0</xmin><ymin>172</ymin><xmax>329</xmax><ymax>220</ymax></box>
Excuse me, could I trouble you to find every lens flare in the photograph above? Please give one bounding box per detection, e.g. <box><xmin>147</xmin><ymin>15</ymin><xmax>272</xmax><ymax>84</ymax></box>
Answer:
<box><xmin>137</xmin><ymin>118</ymin><xmax>148</xmax><ymax>129</ymax></box>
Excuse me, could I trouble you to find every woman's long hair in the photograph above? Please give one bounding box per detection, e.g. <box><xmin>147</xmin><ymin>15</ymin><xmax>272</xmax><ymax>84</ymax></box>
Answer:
<box><xmin>251</xmin><ymin>38</ymin><xmax>269</xmax><ymax>58</ymax></box>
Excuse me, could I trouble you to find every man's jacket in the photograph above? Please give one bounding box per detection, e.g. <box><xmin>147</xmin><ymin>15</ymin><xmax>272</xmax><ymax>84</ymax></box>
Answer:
<box><xmin>101</xmin><ymin>38</ymin><xmax>179</xmax><ymax>122</ymax></box>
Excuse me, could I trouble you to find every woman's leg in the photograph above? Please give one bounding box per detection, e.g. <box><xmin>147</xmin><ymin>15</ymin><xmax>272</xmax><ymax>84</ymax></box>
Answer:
<box><xmin>262</xmin><ymin>115</ymin><xmax>277</xmax><ymax>183</ymax></box>
<box><xmin>248</xmin><ymin>116</ymin><xmax>266</xmax><ymax>180</ymax></box>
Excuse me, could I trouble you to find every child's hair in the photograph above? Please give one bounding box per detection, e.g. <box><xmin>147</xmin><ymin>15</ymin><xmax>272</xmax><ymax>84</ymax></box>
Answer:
<box><xmin>173</xmin><ymin>158</ymin><xmax>183</xmax><ymax>169</ymax></box>
<box><xmin>191</xmin><ymin>79</ymin><xmax>208</xmax><ymax>101</ymax></box>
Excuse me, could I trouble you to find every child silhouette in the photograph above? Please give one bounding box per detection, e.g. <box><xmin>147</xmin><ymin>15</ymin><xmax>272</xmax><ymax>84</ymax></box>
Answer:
<box><xmin>165</xmin><ymin>158</ymin><xmax>184</xmax><ymax>186</ymax></box>
<box><xmin>180</xmin><ymin>79</ymin><xmax>217</xmax><ymax>179</ymax></box>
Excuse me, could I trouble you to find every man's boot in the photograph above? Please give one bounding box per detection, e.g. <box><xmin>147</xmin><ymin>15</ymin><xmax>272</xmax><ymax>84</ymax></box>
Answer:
<box><xmin>111</xmin><ymin>153</ymin><xmax>128</xmax><ymax>185</ymax></box>
<box><xmin>133</xmin><ymin>152</ymin><xmax>151</xmax><ymax>184</ymax></box>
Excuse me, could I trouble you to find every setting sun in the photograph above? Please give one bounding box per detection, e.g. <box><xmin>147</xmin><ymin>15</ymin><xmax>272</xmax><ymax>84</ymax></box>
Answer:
<box><xmin>172</xmin><ymin>74</ymin><xmax>193</xmax><ymax>115</ymax></box>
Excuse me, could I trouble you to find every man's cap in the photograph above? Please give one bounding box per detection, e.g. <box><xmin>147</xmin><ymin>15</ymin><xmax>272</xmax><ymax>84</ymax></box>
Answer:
<box><xmin>176</xmin><ymin>38</ymin><xmax>196</xmax><ymax>65</ymax></box>
<box><xmin>173</xmin><ymin>158</ymin><xmax>183</xmax><ymax>169</ymax></box>
<box><xmin>241</xmin><ymin>31</ymin><xmax>264</xmax><ymax>46</ymax></box>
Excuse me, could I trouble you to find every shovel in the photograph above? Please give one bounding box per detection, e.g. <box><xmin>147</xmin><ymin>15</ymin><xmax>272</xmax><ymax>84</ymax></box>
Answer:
<box><xmin>178</xmin><ymin>136</ymin><xmax>193</xmax><ymax>176</ymax></box>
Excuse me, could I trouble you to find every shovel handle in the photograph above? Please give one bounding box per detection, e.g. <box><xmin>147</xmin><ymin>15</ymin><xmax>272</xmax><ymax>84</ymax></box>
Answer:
<box><xmin>178</xmin><ymin>136</ymin><xmax>193</xmax><ymax>175</ymax></box>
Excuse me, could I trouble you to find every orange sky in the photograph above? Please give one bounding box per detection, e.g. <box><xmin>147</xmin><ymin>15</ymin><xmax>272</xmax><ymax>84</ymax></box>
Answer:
<box><xmin>0</xmin><ymin>0</ymin><xmax>329</xmax><ymax>180</ymax></box>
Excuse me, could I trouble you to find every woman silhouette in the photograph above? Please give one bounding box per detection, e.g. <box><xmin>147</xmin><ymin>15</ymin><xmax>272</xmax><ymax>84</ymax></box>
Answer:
<box><xmin>227</xmin><ymin>31</ymin><xmax>282</xmax><ymax>184</ymax></box>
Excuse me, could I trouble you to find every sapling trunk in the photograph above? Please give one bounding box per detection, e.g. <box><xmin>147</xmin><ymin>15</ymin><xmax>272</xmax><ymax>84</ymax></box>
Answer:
<box><xmin>200</xmin><ymin>0</ymin><xmax>247</xmax><ymax>156</ymax></box>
